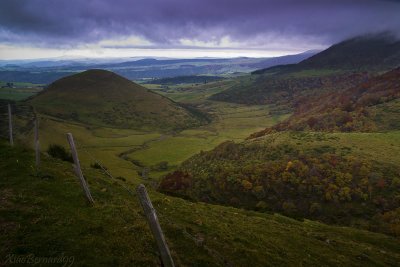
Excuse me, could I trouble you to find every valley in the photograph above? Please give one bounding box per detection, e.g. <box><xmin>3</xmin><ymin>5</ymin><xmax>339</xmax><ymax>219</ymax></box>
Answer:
<box><xmin>18</xmin><ymin>93</ymin><xmax>288</xmax><ymax>180</ymax></box>
<box><xmin>1</xmin><ymin>33</ymin><xmax>400</xmax><ymax>266</ymax></box>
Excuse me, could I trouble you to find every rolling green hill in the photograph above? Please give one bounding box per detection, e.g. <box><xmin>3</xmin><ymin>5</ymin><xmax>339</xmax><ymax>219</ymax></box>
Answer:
<box><xmin>29</xmin><ymin>69</ymin><xmax>208</xmax><ymax>131</ymax></box>
<box><xmin>2</xmin><ymin>141</ymin><xmax>400</xmax><ymax>266</ymax></box>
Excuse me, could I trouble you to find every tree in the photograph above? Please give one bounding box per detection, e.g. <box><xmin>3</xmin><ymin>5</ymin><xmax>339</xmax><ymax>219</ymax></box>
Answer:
<box><xmin>338</xmin><ymin>187</ymin><xmax>352</xmax><ymax>201</ymax></box>
<box><xmin>241</xmin><ymin>180</ymin><xmax>253</xmax><ymax>190</ymax></box>
<box><xmin>282</xmin><ymin>201</ymin><xmax>297</xmax><ymax>214</ymax></box>
<box><xmin>309</xmin><ymin>203</ymin><xmax>322</xmax><ymax>215</ymax></box>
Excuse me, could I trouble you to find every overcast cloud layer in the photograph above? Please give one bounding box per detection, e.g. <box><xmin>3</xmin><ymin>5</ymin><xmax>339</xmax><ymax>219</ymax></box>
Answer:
<box><xmin>0</xmin><ymin>0</ymin><xmax>399</xmax><ymax>58</ymax></box>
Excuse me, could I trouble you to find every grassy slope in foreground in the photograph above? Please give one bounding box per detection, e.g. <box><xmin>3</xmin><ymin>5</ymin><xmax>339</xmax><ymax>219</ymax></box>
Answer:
<box><xmin>29</xmin><ymin>69</ymin><xmax>207</xmax><ymax>131</ymax></box>
<box><xmin>1</xmin><ymin>142</ymin><xmax>400</xmax><ymax>266</ymax></box>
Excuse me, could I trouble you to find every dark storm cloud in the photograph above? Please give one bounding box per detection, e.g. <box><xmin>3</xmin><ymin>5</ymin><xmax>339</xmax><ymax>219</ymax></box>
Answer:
<box><xmin>0</xmin><ymin>0</ymin><xmax>399</xmax><ymax>48</ymax></box>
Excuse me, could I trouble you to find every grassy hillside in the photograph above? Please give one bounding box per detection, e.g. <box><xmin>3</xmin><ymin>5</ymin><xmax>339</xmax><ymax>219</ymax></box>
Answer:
<box><xmin>159</xmin><ymin>131</ymin><xmax>400</xmax><ymax>238</ymax></box>
<box><xmin>29</xmin><ymin>69</ymin><xmax>207</xmax><ymax>131</ymax></box>
<box><xmin>251</xmin><ymin>68</ymin><xmax>400</xmax><ymax>137</ymax></box>
<box><xmin>2</xmin><ymin>141</ymin><xmax>400</xmax><ymax>266</ymax></box>
<box><xmin>210</xmin><ymin>71</ymin><xmax>370</xmax><ymax>105</ymax></box>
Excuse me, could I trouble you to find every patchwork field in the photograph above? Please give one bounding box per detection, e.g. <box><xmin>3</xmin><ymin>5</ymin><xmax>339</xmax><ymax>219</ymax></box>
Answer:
<box><xmin>0</xmin><ymin>81</ymin><xmax>43</xmax><ymax>101</ymax></box>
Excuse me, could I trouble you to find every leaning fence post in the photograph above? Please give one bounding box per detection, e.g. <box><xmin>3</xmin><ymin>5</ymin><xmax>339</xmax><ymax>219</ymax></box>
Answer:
<box><xmin>8</xmin><ymin>104</ymin><xmax>13</xmax><ymax>146</ymax></box>
<box><xmin>137</xmin><ymin>184</ymin><xmax>175</xmax><ymax>267</ymax></box>
<box><xmin>66</xmin><ymin>133</ymin><xmax>94</xmax><ymax>205</ymax></box>
<box><xmin>142</xmin><ymin>168</ymin><xmax>148</xmax><ymax>179</ymax></box>
<box><xmin>34</xmin><ymin>117</ymin><xmax>40</xmax><ymax>167</ymax></box>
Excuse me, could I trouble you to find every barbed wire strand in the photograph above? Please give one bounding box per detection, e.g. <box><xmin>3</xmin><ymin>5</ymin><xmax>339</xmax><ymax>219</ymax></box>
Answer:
<box><xmin>75</xmin><ymin>139</ymin><xmax>233</xmax><ymax>266</ymax></box>
<box><xmin>75</xmin><ymin>140</ymin><xmax>137</xmax><ymax>197</ymax></box>
<box><xmin>3</xmin><ymin>115</ymin><xmax>233</xmax><ymax>266</ymax></box>
<box><xmin>156</xmin><ymin>208</ymin><xmax>234</xmax><ymax>267</ymax></box>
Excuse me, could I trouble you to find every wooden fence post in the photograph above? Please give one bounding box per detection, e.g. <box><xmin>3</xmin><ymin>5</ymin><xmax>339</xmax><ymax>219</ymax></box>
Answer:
<box><xmin>142</xmin><ymin>168</ymin><xmax>148</xmax><ymax>179</ymax></box>
<box><xmin>137</xmin><ymin>184</ymin><xmax>175</xmax><ymax>267</ymax></box>
<box><xmin>34</xmin><ymin>118</ymin><xmax>40</xmax><ymax>167</ymax></box>
<box><xmin>8</xmin><ymin>104</ymin><xmax>13</xmax><ymax>146</ymax></box>
<box><xmin>66</xmin><ymin>133</ymin><xmax>95</xmax><ymax>205</ymax></box>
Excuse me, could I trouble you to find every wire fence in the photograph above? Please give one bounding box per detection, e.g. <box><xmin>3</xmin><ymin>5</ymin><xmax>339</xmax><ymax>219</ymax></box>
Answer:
<box><xmin>1</xmin><ymin>103</ymin><xmax>233</xmax><ymax>267</ymax></box>
<box><xmin>75</xmin><ymin>141</ymin><xmax>138</xmax><ymax>197</ymax></box>
<box><xmin>75</xmin><ymin>140</ymin><xmax>232</xmax><ymax>266</ymax></box>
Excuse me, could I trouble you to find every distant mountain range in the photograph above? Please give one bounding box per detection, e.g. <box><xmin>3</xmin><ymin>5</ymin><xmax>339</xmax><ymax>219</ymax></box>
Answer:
<box><xmin>0</xmin><ymin>51</ymin><xmax>318</xmax><ymax>84</ymax></box>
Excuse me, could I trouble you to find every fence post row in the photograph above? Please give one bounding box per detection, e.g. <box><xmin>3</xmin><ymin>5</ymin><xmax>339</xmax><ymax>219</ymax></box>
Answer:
<box><xmin>34</xmin><ymin>118</ymin><xmax>40</xmax><ymax>167</ymax></box>
<box><xmin>66</xmin><ymin>133</ymin><xmax>95</xmax><ymax>205</ymax></box>
<box><xmin>137</xmin><ymin>184</ymin><xmax>175</xmax><ymax>267</ymax></box>
<box><xmin>8</xmin><ymin>103</ymin><xmax>13</xmax><ymax>146</ymax></box>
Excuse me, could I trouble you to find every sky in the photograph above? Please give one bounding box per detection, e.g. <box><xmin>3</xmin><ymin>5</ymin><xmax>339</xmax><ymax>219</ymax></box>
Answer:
<box><xmin>0</xmin><ymin>0</ymin><xmax>399</xmax><ymax>60</ymax></box>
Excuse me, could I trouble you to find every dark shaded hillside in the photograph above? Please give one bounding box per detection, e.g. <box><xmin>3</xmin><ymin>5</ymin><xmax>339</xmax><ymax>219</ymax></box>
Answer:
<box><xmin>250</xmin><ymin>68</ymin><xmax>400</xmax><ymax>137</ymax></box>
<box><xmin>297</xmin><ymin>33</ymin><xmax>400</xmax><ymax>71</ymax></box>
<box><xmin>211</xmin><ymin>72</ymin><xmax>371</xmax><ymax>105</ymax></box>
<box><xmin>29</xmin><ymin>69</ymin><xmax>207</xmax><ymax>131</ymax></box>
<box><xmin>252</xmin><ymin>33</ymin><xmax>400</xmax><ymax>75</ymax></box>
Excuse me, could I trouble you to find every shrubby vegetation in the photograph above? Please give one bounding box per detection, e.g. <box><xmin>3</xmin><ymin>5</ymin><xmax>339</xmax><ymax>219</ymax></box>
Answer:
<box><xmin>159</xmin><ymin>141</ymin><xmax>400</xmax><ymax>237</ymax></box>
<box><xmin>47</xmin><ymin>144</ymin><xmax>73</xmax><ymax>162</ymax></box>
<box><xmin>151</xmin><ymin>161</ymin><xmax>169</xmax><ymax>171</ymax></box>
<box><xmin>211</xmin><ymin>71</ymin><xmax>370</xmax><ymax>105</ymax></box>
<box><xmin>251</xmin><ymin>68</ymin><xmax>400</xmax><ymax>137</ymax></box>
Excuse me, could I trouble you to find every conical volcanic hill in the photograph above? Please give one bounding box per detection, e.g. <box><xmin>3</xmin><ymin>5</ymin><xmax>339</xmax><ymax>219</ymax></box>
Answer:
<box><xmin>30</xmin><ymin>69</ymin><xmax>206</xmax><ymax>130</ymax></box>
